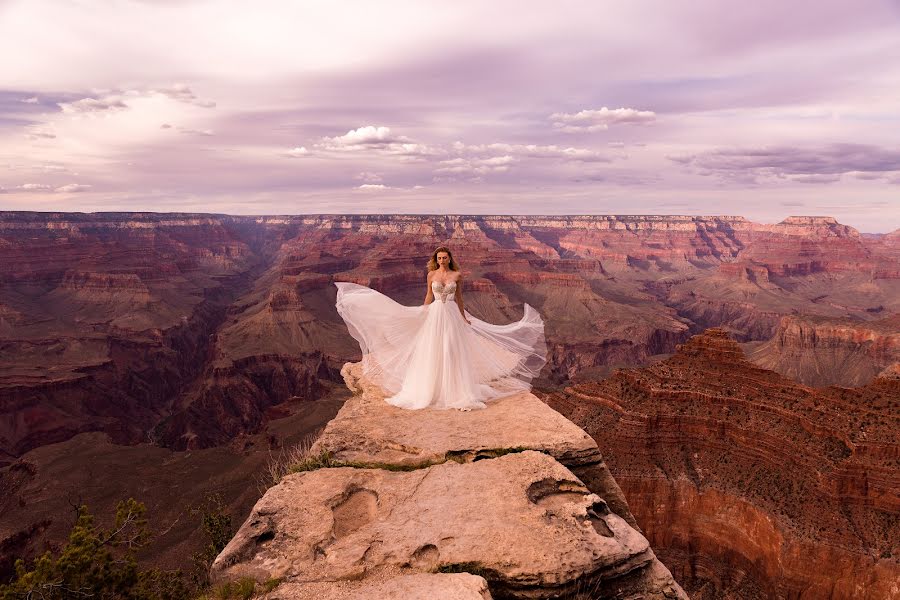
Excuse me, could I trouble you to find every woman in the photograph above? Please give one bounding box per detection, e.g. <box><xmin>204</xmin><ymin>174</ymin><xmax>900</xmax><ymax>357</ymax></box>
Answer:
<box><xmin>334</xmin><ymin>246</ymin><xmax>547</xmax><ymax>410</ymax></box>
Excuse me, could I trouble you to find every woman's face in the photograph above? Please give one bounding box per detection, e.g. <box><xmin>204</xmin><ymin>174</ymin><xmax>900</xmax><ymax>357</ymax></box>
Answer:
<box><xmin>436</xmin><ymin>252</ymin><xmax>450</xmax><ymax>267</ymax></box>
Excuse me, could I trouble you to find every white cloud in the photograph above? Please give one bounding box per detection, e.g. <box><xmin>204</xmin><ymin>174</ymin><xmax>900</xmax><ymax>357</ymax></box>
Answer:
<box><xmin>550</xmin><ymin>107</ymin><xmax>656</xmax><ymax>132</ymax></box>
<box><xmin>54</xmin><ymin>183</ymin><xmax>92</xmax><ymax>192</ymax></box>
<box><xmin>322</xmin><ymin>125</ymin><xmax>407</xmax><ymax>148</ymax></box>
<box><xmin>285</xmin><ymin>146</ymin><xmax>310</xmax><ymax>158</ymax></box>
<box><xmin>318</xmin><ymin>126</ymin><xmax>439</xmax><ymax>158</ymax></box>
<box><xmin>21</xmin><ymin>96</ymin><xmax>39</xmax><ymax>104</ymax></box>
<box><xmin>59</xmin><ymin>95</ymin><xmax>129</xmax><ymax>114</ymax></box>
<box><xmin>356</xmin><ymin>183</ymin><xmax>389</xmax><ymax>190</ymax></box>
<box><xmin>11</xmin><ymin>182</ymin><xmax>92</xmax><ymax>193</ymax></box>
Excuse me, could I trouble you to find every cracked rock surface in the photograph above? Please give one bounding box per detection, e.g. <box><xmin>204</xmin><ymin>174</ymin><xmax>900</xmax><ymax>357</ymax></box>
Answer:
<box><xmin>211</xmin><ymin>362</ymin><xmax>687</xmax><ymax>599</ymax></box>
<box><xmin>312</xmin><ymin>361</ymin><xmax>636</xmax><ymax>526</ymax></box>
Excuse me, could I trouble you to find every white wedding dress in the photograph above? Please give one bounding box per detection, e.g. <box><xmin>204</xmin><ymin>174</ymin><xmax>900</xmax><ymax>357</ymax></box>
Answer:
<box><xmin>334</xmin><ymin>280</ymin><xmax>547</xmax><ymax>410</ymax></box>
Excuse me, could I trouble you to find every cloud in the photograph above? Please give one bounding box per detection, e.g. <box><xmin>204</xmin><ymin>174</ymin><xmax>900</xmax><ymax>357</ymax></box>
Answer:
<box><xmin>56</xmin><ymin>84</ymin><xmax>215</xmax><ymax>116</ymax></box>
<box><xmin>177</xmin><ymin>127</ymin><xmax>214</xmax><ymax>136</ymax></box>
<box><xmin>455</xmin><ymin>142</ymin><xmax>612</xmax><ymax>163</ymax></box>
<box><xmin>550</xmin><ymin>107</ymin><xmax>656</xmax><ymax>132</ymax></box>
<box><xmin>58</xmin><ymin>95</ymin><xmax>129</xmax><ymax>114</ymax></box>
<box><xmin>54</xmin><ymin>183</ymin><xmax>91</xmax><ymax>192</ymax></box>
<box><xmin>354</xmin><ymin>171</ymin><xmax>383</xmax><ymax>183</ymax></box>
<box><xmin>792</xmin><ymin>174</ymin><xmax>841</xmax><ymax>184</ymax></box>
<box><xmin>356</xmin><ymin>183</ymin><xmax>389</xmax><ymax>190</ymax></box>
<box><xmin>284</xmin><ymin>146</ymin><xmax>310</xmax><ymax>158</ymax></box>
<box><xmin>317</xmin><ymin>125</ymin><xmax>438</xmax><ymax>158</ymax></box>
<box><xmin>21</xmin><ymin>97</ymin><xmax>39</xmax><ymax>104</ymax></box>
<box><xmin>152</xmin><ymin>83</ymin><xmax>216</xmax><ymax>108</ymax></box>
<box><xmin>434</xmin><ymin>155</ymin><xmax>516</xmax><ymax>176</ymax></box>
<box><xmin>25</xmin><ymin>129</ymin><xmax>56</xmax><ymax>140</ymax></box>
<box><xmin>320</xmin><ymin>125</ymin><xmax>408</xmax><ymax>149</ymax></box>
<box><xmin>11</xmin><ymin>182</ymin><xmax>91</xmax><ymax>193</ymax></box>
<box><xmin>669</xmin><ymin>143</ymin><xmax>900</xmax><ymax>183</ymax></box>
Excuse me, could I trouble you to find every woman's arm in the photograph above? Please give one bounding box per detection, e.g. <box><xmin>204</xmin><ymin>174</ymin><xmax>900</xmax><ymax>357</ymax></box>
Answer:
<box><xmin>423</xmin><ymin>272</ymin><xmax>434</xmax><ymax>305</ymax></box>
<box><xmin>454</xmin><ymin>275</ymin><xmax>470</xmax><ymax>323</ymax></box>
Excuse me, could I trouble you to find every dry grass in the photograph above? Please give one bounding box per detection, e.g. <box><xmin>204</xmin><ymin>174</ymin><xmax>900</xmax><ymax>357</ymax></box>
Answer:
<box><xmin>257</xmin><ymin>428</ymin><xmax>325</xmax><ymax>492</ymax></box>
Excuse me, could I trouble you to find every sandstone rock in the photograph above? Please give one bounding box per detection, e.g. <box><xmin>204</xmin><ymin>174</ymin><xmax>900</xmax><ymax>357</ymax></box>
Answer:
<box><xmin>211</xmin><ymin>450</ymin><xmax>682</xmax><ymax>599</ymax></box>
<box><xmin>315</xmin><ymin>361</ymin><xmax>635</xmax><ymax>527</ymax></box>
<box><xmin>268</xmin><ymin>571</ymin><xmax>492</xmax><ymax>599</ymax></box>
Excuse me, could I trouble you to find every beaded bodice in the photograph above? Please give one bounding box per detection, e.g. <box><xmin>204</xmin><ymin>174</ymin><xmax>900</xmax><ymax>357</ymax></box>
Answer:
<box><xmin>432</xmin><ymin>280</ymin><xmax>457</xmax><ymax>302</ymax></box>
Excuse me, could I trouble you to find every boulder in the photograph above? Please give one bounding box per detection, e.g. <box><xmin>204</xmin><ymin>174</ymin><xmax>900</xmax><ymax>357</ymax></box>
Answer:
<box><xmin>212</xmin><ymin>451</ymin><xmax>679</xmax><ymax>599</ymax></box>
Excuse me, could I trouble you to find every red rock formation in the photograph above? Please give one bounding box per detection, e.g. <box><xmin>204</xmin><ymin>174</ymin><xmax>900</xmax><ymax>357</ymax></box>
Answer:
<box><xmin>746</xmin><ymin>314</ymin><xmax>900</xmax><ymax>387</ymax></box>
<box><xmin>541</xmin><ymin>329</ymin><xmax>900</xmax><ymax>599</ymax></box>
<box><xmin>1</xmin><ymin>212</ymin><xmax>897</xmax><ymax>462</ymax></box>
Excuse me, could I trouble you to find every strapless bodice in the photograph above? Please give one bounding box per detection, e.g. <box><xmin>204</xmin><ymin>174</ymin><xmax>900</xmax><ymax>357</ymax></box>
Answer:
<box><xmin>432</xmin><ymin>280</ymin><xmax>457</xmax><ymax>302</ymax></box>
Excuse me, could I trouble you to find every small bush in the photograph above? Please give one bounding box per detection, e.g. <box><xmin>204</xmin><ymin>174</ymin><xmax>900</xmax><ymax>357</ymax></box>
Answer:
<box><xmin>189</xmin><ymin>493</ymin><xmax>234</xmax><ymax>589</ymax></box>
<box><xmin>0</xmin><ymin>498</ymin><xmax>186</xmax><ymax>600</ymax></box>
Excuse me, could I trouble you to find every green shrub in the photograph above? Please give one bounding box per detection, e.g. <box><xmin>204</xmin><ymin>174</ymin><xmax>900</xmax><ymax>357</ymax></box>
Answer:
<box><xmin>0</xmin><ymin>498</ymin><xmax>185</xmax><ymax>600</ymax></box>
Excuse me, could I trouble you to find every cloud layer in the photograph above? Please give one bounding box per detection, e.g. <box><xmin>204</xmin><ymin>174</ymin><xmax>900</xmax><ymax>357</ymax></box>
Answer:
<box><xmin>1</xmin><ymin>0</ymin><xmax>899</xmax><ymax>232</ymax></box>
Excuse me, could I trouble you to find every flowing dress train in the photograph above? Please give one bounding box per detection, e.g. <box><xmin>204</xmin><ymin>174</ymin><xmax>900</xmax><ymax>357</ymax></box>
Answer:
<box><xmin>334</xmin><ymin>280</ymin><xmax>547</xmax><ymax>410</ymax></box>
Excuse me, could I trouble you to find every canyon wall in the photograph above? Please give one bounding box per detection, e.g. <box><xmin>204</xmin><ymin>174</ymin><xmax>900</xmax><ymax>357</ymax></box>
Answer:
<box><xmin>541</xmin><ymin>329</ymin><xmax>900</xmax><ymax>599</ymax></box>
<box><xmin>3</xmin><ymin>212</ymin><xmax>896</xmax><ymax>462</ymax></box>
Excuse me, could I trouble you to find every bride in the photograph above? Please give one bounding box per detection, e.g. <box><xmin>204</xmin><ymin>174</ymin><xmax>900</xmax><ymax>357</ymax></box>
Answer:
<box><xmin>334</xmin><ymin>246</ymin><xmax>547</xmax><ymax>410</ymax></box>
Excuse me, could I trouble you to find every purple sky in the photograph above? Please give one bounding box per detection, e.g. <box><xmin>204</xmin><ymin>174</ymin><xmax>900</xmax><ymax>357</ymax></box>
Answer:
<box><xmin>1</xmin><ymin>0</ymin><xmax>899</xmax><ymax>232</ymax></box>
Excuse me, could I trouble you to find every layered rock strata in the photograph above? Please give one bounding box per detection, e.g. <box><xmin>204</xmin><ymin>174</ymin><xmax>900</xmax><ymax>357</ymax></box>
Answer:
<box><xmin>210</xmin><ymin>363</ymin><xmax>688</xmax><ymax>599</ymax></box>
<box><xmin>2</xmin><ymin>212</ymin><xmax>897</xmax><ymax>462</ymax></box>
<box><xmin>745</xmin><ymin>313</ymin><xmax>900</xmax><ymax>387</ymax></box>
<box><xmin>542</xmin><ymin>329</ymin><xmax>900</xmax><ymax>599</ymax></box>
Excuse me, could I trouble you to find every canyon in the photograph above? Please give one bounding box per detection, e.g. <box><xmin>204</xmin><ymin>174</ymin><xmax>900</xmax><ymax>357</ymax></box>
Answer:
<box><xmin>540</xmin><ymin>328</ymin><xmax>900</xmax><ymax>598</ymax></box>
<box><xmin>1</xmin><ymin>212</ymin><xmax>898</xmax><ymax>597</ymax></box>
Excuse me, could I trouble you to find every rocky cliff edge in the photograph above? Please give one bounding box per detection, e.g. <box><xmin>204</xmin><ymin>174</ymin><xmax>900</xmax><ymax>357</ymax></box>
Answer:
<box><xmin>209</xmin><ymin>362</ymin><xmax>688</xmax><ymax>599</ymax></box>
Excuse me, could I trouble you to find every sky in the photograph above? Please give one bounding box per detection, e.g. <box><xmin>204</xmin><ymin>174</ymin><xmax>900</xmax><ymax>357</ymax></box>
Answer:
<box><xmin>1</xmin><ymin>0</ymin><xmax>899</xmax><ymax>232</ymax></box>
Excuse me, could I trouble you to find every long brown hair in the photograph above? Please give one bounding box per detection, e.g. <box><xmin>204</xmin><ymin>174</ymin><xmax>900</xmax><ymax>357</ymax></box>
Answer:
<box><xmin>426</xmin><ymin>246</ymin><xmax>460</xmax><ymax>272</ymax></box>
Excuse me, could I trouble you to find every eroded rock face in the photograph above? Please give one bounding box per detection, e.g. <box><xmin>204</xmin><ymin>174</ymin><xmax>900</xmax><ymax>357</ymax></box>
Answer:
<box><xmin>543</xmin><ymin>328</ymin><xmax>900</xmax><ymax>599</ymax></box>
<box><xmin>315</xmin><ymin>361</ymin><xmax>636</xmax><ymax>527</ymax></box>
<box><xmin>211</xmin><ymin>363</ymin><xmax>687</xmax><ymax>599</ymax></box>
<box><xmin>746</xmin><ymin>313</ymin><xmax>900</xmax><ymax>387</ymax></box>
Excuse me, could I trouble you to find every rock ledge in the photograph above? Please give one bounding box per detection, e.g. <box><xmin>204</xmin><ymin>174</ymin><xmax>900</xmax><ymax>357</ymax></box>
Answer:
<box><xmin>211</xmin><ymin>362</ymin><xmax>688</xmax><ymax>599</ymax></box>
